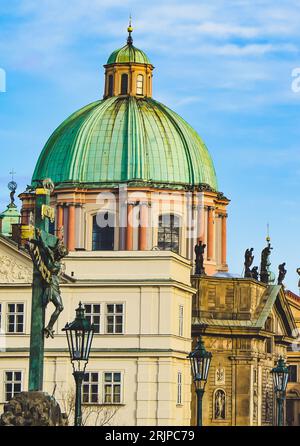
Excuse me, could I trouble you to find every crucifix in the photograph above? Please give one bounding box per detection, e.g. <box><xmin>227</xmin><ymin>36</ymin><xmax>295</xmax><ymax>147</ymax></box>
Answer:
<box><xmin>23</xmin><ymin>179</ymin><xmax>68</xmax><ymax>392</ymax></box>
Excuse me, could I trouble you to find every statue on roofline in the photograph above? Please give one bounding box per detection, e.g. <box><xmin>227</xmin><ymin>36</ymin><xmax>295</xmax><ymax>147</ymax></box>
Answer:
<box><xmin>277</xmin><ymin>263</ymin><xmax>287</xmax><ymax>286</ymax></box>
<box><xmin>260</xmin><ymin>240</ymin><xmax>273</xmax><ymax>284</ymax></box>
<box><xmin>244</xmin><ymin>248</ymin><xmax>254</xmax><ymax>278</ymax></box>
<box><xmin>195</xmin><ymin>240</ymin><xmax>206</xmax><ymax>275</ymax></box>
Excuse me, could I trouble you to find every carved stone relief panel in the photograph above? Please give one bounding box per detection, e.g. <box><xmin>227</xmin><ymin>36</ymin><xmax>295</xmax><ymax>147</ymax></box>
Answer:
<box><xmin>0</xmin><ymin>255</ymin><xmax>32</xmax><ymax>283</ymax></box>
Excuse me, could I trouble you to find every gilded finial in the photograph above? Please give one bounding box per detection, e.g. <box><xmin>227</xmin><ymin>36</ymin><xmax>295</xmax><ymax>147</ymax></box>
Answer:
<box><xmin>127</xmin><ymin>15</ymin><xmax>133</xmax><ymax>45</ymax></box>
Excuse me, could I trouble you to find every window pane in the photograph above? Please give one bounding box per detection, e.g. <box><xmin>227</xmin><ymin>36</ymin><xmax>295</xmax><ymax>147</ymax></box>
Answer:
<box><xmin>8</xmin><ymin>304</ymin><xmax>15</xmax><ymax>312</ymax></box>
<box><xmin>116</xmin><ymin>305</ymin><xmax>123</xmax><ymax>313</ymax></box>
<box><xmin>83</xmin><ymin>393</ymin><xmax>89</xmax><ymax>403</ymax></box>
<box><xmin>17</xmin><ymin>304</ymin><xmax>24</xmax><ymax>312</ymax></box>
<box><xmin>14</xmin><ymin>384</ymin><xmax>21</xmax><ymax>393</ymax></box>
<box><xmin>121</xmin><ymin>74</ymin><xmax>128</xmax><ymax>95</ymax></box>
<box><xmin>91</xmin><ymin>393</ymin><xmax>98</xmax><ymax>403</ymax></box>
<box><xmin>105</xmin><ymin>373</ymin><xmax>112</xmax><ymax>382</ymax></box>
<box><xmin>91</xmin><ymin>373</ymin><xmax>98</xmax><ymax>382</ymax></box>
<box><xmin>114</xmin><ymin>373</ymin><xmax>121</xmax><ymax>382</ymax></box>
<box><xmin>6</xmin><ymin>372</ymin><xmax>13</xmax><ymax>381</ymax></box>
<box><xmin>92</xmin><ymin>215</ymin><xmax>114</xmax><ymax>251</ymax></box>
<box><xmin>115</xmin><ymin>324</ymin><xmax>123</xmax><ymax>333</ymax></box>
<box><xmin>107</xmin><ymin>305</ymin><xmax>114</xmax><ymax>314</ymax></box>
<box><xmin>108</xmin><ymin>75</ymin><xmax>114</xmax><ymax>96</ymax></box>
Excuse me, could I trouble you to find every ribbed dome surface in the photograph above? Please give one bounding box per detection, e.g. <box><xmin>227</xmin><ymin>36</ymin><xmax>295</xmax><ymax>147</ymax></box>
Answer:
<box><xmin>107</xmin><ymin>44</ymin><xmax>151</xmax><ymax>65</ymax></box>
<box><xmin>32</xmin><ymin>97</ymin><xmax>218</xmax><ymax>190</ymax></box>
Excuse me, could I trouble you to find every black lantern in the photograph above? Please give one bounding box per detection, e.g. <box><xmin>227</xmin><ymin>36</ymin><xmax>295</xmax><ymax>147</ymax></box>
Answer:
<box><xmin>63</xmin><ymin>302</ymin><xmax>95</xmax><ymax>426</ymax></box>
<box><xmin>271</xmin><ymin>356</ymin><xmax>289</xmax><ymax>426</ymax></box>
<box><xmin>188</xmin><ymin>337</ymin><xmax>212</xmax><ymax>426</ymax></box>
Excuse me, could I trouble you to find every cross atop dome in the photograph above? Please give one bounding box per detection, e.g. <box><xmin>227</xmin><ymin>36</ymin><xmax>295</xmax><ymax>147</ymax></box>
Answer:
<box><xmin>127</xmin><ymin>16</ymin><xmax>133</xmax><ymax>46</ymax></box>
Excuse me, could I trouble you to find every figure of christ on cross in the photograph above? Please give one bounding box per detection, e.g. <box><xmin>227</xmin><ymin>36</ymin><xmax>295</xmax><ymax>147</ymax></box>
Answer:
<box><xmin>28</xmin><ymin>229</ymin><xmax>68</xmax><ymax>339</ymax></box>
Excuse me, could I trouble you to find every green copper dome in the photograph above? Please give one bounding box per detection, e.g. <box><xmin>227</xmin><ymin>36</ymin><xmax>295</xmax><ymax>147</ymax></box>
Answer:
<box><xmin>32</xmin><ymin>97</ymin><xmax>218</xmax><ymax>190</ymax></box>
<box><xmin>107</xmin><ymin>44</ymin><xmax>151</xmax><ymax>65</ymax></box>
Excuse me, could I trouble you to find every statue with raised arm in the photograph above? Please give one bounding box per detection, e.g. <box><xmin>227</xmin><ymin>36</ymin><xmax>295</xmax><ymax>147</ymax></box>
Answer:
<box><xmin>195</xmin><ymin>240</ymin><xmax>206</xmax><ymax>275</ymax></box>
<box><xmin>244</xmin><ymin>248</ymin><xmax>254</xmax><ymax>278</ymax></box>
<box><xmin>28</xmin><ymin>229</ymin><xmax>68</xmax><ymax>338</ymax></box>
<box><xmin>277</xmin><ymin>263</ymin><xmax>287</xmax><ymax>286</ymax></box>
<box><xmin>260</xmin><ymin>241</ymin><xmax>273</xmax><ymax>284</ymax></box>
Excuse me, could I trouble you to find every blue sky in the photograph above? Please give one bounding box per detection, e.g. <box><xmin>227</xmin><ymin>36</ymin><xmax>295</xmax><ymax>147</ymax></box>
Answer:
<box><xmin>0</xmin><ymin>0</ymin><xmax>300</xmax><ymax>291</ymax></box>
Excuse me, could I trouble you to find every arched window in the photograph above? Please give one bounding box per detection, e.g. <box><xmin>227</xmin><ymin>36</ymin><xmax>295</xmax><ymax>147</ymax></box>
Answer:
<box><xmin>92</xmin><ymin>213</ymin><xmax>114</xmax><ymax>251</ymax></box>
<box><xmin>108</xmin><ymin>74</ymin><xmax>114</xmax><ymax>97</ymax></box>
<box><xmin>121</xmin><ymin>74</ymin><xmax>128</xmax><ymax>95</ymax></box>
<box><xmin>136</xmin><ymin>74</ymin><xmax>144</xmax><ymax>95</ymax></box>
<box><xmin>157</xmin><ymin>214</ymin><xmax>180</xmax><ymax>253</ymax></box>
<box><xmin>214</xmin><ymin>389</ymin><xmax>226</xmax><ymax>420</ymax></box>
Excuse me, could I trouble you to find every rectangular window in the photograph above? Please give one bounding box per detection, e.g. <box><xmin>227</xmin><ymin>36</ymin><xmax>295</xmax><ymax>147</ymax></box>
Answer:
<box><xmin>266</xmin><ymin>338</ymin><xmax>272</xmax><ymax>354</ymax></box>
<box><xmin>177</xmin><ymin>372</ymin><xmax>182</xmax><ymax>405</ymax></box>
<box><xmin>288</xmin><ymin>365</ymin><xmax>297</xmax><ymax>383</ymax></box>
<box><xmin>106</xmin><ymin>304</ymin><xmax>124</xmax><ymax>334</ymax></box>
<box><xmin>5</xmin><ymin>371</ymin><xmax>22</xmax><ymax>401</ymax></box>
<box><xmin>179</xmin><ymin>305</ymin><xmax>184</xmax><ymax>337</ymax></box>
<box><xmin>84</xmin><ymin>304</ymin><xmax>101</xmax><ymax>334</ymax></box>
<box><xmin>104</xmin><ymin>372</ymin><xmax>122</xmax><ymax>404</ymax></box>
<box><xmin>7</xmin><ymin>303</ymin><xmax>24</xmax><ymax>333</ymax></box>
<box><xmin>136</xmin><ymin>74</ymin><xmax>144</xmax><ymax>95</ymax></box>
<box><xmin>83</xmin><ymin>372</ymin><xmax>99</xmax><ymax>404</ymax></box>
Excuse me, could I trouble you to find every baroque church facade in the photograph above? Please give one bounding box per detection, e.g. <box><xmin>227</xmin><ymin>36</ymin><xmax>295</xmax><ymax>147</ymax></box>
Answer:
<box><xmin>0</xmin><ymin>25</ymin><xmax>299</xmax><ymax>426</ymax></box>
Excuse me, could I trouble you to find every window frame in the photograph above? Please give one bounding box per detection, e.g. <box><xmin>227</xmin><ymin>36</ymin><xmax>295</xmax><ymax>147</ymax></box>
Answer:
<box><xmin>108</xmin><ymin>74</ymin><xmax>114</xmax><ymax>97</ymax></box>
<box><xmin>4</xmin><ymin>370</ymin><xmax>23</xmax><ymax>402</ymax></box>
<box><xmin>84</xmin><ymin>303</ymin><xmax>101</xmax><ymax>334</ymax></box>
<box><xmin>6</xmin><ymin>302</ymin><xmax>25</xmax><ymax>334</ymax></box>
<box><xmin>103</xmin><ymin>371</ymin><xmax>122</xmax><ymax>404</ymax></box>
<box><xmin>288</xmin><ymin>364</ymin><xmax>298</xmax><ymax>383</ymax></box>
<box><xmin>92</xmin><ymin>212</ymin><xmax>115</xmax><ymax>252</ymax></box>
<box><xmin>136</xmin><ymin>74</ymin><xmax>144</xmax><ymax>95</ymax></box>
<box><xmin>120</xmin><ymin>73</ymin><xmax>129</xmax><ymax>95</ymax></box>
<box><xmin>157</xmin><ymin>214</ymin><xmax>181</xmax><ymax>254</ymax></box>
<box><xmin>82</xmin><ymin>372</ymin><xmax>100</xmax><ymax>405</ymax></box>
<box><xmin>105</xmin><ymin>303</ymin><xmax>125</xmax><ymax>335</ymax></box>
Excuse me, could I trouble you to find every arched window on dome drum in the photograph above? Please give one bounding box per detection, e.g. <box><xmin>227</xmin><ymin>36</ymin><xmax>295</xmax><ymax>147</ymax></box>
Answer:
<box><xmin>108</xmin><ymin>74</ymin><xmax>114</xmax><ymax>97</ymax></box>
<box><xmin>121</xmin><ymin>74</ymin><xmax>128</xmax><ymax>95</ymax></box>
<box><xmin>136</xmin><ymin>74</ymin><xmax>144</xmax><ymax>95</ymax></box>
<box><xmin>157</xmin><ymin>214</ymin><xmax>180</xmax><ymax>254</ymax></box>
<box><xmin>92</xmin><ymin>213</ymin><xmax>114</xmax><ymax>251</ymax></box>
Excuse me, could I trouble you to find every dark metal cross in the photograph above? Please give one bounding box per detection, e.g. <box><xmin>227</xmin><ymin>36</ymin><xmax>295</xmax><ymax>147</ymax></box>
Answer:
<box><xmin>9</xmin><ymin>169</ymin><xmax>16</xmax><ymax>181</ymax></box>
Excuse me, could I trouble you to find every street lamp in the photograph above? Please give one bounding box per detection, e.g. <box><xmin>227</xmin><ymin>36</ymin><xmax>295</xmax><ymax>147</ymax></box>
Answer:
<box><xmin>63</xmin><ymin>302</ymin><xmax>95</xmax><ymax>426</ymax></box>
<box><xmin>271</xmin><ymin>356</ymin><xmax>289</xmax><ymax>426</ymax></box>
<box><xmin>188</xmin><ymin>337</ymin><xmax>212</xmax><ymax>426</ymax></box>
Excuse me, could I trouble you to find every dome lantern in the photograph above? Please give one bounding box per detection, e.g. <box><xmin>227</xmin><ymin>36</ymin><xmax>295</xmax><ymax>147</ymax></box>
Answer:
<box><xmin>104</xmin><ymin>21</ymin><xmax>154</xmax><ymax>99</ymax></box>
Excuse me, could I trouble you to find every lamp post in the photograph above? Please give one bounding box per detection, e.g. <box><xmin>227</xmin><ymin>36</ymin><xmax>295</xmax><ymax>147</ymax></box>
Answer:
<box><xmin>63</xmin><ymin>302</ymin><xmax>95</xmax><ymax>426</ymax></box>
<box><xmin>271</xmin><ymin>356</ymin><xmax>289</xmax><ymax>426</ymax></box>
<box><xmin>188</xmin><ymin>337</ymin><xmax>212</xmax><ymax>426</ymax></box>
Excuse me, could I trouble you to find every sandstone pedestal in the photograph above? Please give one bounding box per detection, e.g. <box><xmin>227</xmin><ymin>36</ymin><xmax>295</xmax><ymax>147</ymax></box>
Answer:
<box><xmin>0</xmin><ymin>392</ymin><xmax>68</xmax><ymax>426</ymax></box>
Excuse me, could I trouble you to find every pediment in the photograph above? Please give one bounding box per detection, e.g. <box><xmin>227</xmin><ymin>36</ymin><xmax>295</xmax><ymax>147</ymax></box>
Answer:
<box><xmin>0</xmin><ymin>236</ymin><xmax>32</xmax><ymax>284</ymax></box>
